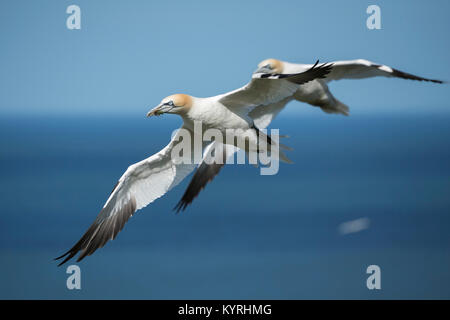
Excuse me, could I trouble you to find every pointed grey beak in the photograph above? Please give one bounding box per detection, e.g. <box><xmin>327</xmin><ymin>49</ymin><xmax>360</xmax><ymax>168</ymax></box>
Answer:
<box><xmin>146</xmin><ymin>104</ymin><xmax>172</xmax><ymax>117</ymax></box>
<box><xmin>254</xmin><ymin>65</ymin><xmax>273</xmax><ymax>75</ymax></box>
<box><xmin>146</xmin><ymin>106</ymin><xmax>159</xmax><ymax>117</ymax></box>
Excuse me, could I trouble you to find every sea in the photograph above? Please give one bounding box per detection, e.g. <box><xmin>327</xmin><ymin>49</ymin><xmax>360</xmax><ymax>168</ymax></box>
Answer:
<box><xmin>0</xmin><ymin>112</ymin><xmax>449</xmax><ymax>299</ymax></box>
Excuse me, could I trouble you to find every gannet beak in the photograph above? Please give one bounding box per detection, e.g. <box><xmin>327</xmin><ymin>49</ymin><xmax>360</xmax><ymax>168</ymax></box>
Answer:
<box><xmin>146</xmin><ymin>104</ymin><xmax>172</xmax><ymax>117</ymax></box>
<box><xmin>254</xmin><ymin>65</ymin><xmax>273</xmax><ymax>75</ymax></box>
<box><xmin>146</xmin><ymin>107</ymin><xmax>158</xmax><ymax>117</ymax></box>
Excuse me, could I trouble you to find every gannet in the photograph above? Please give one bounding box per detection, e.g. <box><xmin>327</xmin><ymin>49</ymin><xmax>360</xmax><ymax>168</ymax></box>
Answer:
<box><xmin>55</xmin><ymin>61</ymin><xmax>332</xmax><ymax>265</ymax></box>
<box><xmin>253</xmin><ymin>58</ymin><xmax>444</xmax><ymax>115</ymax></box>
<box><xmin>175</xmin><ymin>58</ymin><xmax>444</xmax><ymax>210</ymax></box>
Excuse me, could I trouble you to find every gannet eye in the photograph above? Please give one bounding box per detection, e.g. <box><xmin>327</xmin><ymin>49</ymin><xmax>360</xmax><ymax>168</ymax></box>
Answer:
<box><xmin>264</xmin><ymin>64</ymin><xmax>273</xmax><ymax>70</ymax></box>
<box><xmin>168</xmin><ymin>101</ymin><xmax>175</xmax><ymax>107</ymax></box>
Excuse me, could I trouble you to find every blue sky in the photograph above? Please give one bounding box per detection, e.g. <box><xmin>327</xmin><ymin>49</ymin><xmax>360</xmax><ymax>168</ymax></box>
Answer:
<box><xmin>0</xmin><ymin>0</ymin><xmax>449</xmax><ymax>116</ymax></box>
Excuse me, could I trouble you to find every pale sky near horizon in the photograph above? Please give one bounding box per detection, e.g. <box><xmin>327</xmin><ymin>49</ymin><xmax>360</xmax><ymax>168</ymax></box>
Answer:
<box><xmin>0</xmin><ymin>0</ymin><xmax>449</xmax><ymax>116</ymax></box>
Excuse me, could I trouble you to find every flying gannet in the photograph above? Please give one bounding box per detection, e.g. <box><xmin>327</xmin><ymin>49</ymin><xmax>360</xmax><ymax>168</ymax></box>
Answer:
<box><xmin>253</xmin><ymin>58</ymin><xmax>444</xmax><ymax>115</ymax></box>
<box><xmin>55</xmin><ymin>61</ymin><xmax>333</xmax><ymax>265</ymax></box>
<box><xmin>175</xmin><ymin>58</ymin><xmax>444</xmax><ymax>210</ymax></box>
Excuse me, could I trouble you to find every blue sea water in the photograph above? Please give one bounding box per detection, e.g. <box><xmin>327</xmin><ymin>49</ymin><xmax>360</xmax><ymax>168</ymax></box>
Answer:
<box><xmin>0</xmin><ymin>112</ymin><xmax>449</xmax><ymax>299</ymax></box>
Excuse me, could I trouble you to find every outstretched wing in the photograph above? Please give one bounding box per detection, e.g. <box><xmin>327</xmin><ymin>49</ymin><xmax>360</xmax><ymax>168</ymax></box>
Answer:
<box><xmin>55</xmin><ymin>127</ymin><xmax>199</xmax><ymax>265</ymax></box>
<box><xmin>293</xmin><ymin>59</ymin><xmax>443</xmax><ymax>83</ymax></box>
<box><xmin>218</xmin><ymin>61</ymin><xmax>333</xmax><ymax>112</ymax></box>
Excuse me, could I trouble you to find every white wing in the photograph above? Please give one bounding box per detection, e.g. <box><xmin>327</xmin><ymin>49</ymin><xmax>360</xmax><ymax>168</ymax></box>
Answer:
<box><xmin>291</xmin><ymin>59</ymin><xmax>443</xmax><ymax>83</ymax></box>
<box><xmin>56</xmin><ymin>126</ymin><xmax>200</xmax><ymax>265</ymax></box>
<box><xmin>218</xmin><ymin>61</ymin><xmax>333</xmax><ymax>113</ymax></box>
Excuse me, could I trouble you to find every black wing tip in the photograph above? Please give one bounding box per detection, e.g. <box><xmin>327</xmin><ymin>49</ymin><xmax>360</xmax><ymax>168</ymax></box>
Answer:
<box><xmin>174</xmin><ymin>189</ymin><xmax>199</xmax><ymax>213</ymax></box>
<box><xmin>285</xmin><ymin>60</ymin><xmax>334</xmax><ymax>85</ymax></box>
<box><xmin>173</xmin><ymin>178</ymin><xmax>213</xmax><ymax>213</ymax></box>
<box><xmin>260</xmin><ymin>59</ymin><xmax>333</xmax><ymax>82</ymax></box>
<box><xmin>173</xmin><ymin>159</ymin><xmax>226</xmax><ymax>214</ymax></box>
<box><xmin>319</xmin><ymin>62</ymin><xmax>334</xmax><ymax>77</ymax></box>
<box><xmin>308</xmin><ymin>59</ymin><xmax>334</xmax><ymax>71</ymax></box>
<box><xmin>174</xmin><ymin>199</ymin><xmax>190</xmax><ymax>213</ymax></box>
<box><xmin>54</xmin><ymin>249</ymin><xmax>79</xmax><ymax>267</ymax></box>
<box><xmin>389</xmin><ymin>67</ymin><xmax>444</xmax><ymax>84</ymax></box>
<box><xmin>54</xmin><ymin>196</ymin><xmax>137</xmax><ymax>267</ymax></box>
<box><xmin>55</xmin><ymin>244</ymin><xmax>87</xmax><ymax>266</ymax></box>
<box><xmin>422</xmin><ymin>78</ymin><xmax>444</xmax><ymax>84</ymax></box>
<box><xmin>304</xmin><ymin>60</ymin><xmax>334</xmax><ymax>77</ymax></box>
<box><xmin>54</xmin><ymin>252</ymin><xmax>68</xmax><ymax>261</ymax></box>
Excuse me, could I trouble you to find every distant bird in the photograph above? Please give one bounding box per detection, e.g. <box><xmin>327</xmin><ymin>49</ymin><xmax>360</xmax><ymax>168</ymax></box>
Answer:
<box><xmin>55</xmin><ymin>61</ymin><xmax>332</xmax><ymax>265</ymax></box>
<box><xmin>175</xmin><ymin>58</ymin><xmax>444</xmax><ymax>210</ymax></box>
<box><xmin>253</xmin><ymin>58</ymin><xmax>443</xmax><ymax>116</ymax></box>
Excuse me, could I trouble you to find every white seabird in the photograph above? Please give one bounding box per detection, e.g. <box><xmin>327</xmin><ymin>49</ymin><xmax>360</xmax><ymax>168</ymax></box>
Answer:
<box><xmin>175</xmin><ymin>58</ymin><xmax>444</xmax><ymax>210</ymax></box>
<box><xmin>55</xmin><ymin>61</ymin><xmax>332</xmax><ymax>265</ymax></box>
<box><xmin>253</xmin><ymin>58</ymin><xmax>444</xmax><ymax>115</ymax></box>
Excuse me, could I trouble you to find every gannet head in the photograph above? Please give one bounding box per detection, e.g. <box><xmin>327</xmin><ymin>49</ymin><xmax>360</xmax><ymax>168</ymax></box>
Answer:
<box><xmin>147</xmin><ymin>94</ymin><xmax>193</xmax><ymax>117</ymax></box>
<box><xmin>254</xmin><ymin>58</ymin><xmax>284</xmax><ymax>74</ymax></box>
